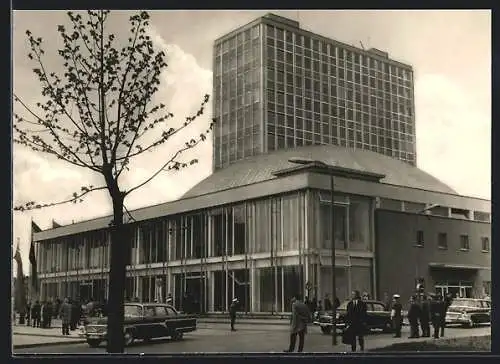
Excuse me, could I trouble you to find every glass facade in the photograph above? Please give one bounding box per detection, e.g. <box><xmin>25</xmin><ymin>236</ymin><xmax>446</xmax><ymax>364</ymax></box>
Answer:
<box><xmin>213</xmin><ymin>15</ymin><xmax>416</xmax><ymax>170</ymax></box>
<box><xmin>263</xmin><ymin>22</ymin><xmax>416</xmax><ymax>165</ymax></box>
<box><xmin>213</xmin><ymin>25</ymin><xmax>263</xmax><ymax>169</ymax></box>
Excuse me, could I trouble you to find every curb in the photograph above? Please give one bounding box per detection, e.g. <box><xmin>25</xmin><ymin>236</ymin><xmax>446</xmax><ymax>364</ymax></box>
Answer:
<box><xmin>200</xmin><ymin>320</ymin><xmax>289</xmax><ymax>326</ymax></box>
<box><xmin>14</xmin><ymin>339</ymin><xmax>87</xmax><ymax>350</ymax></box>
<box><xmin>14</xmin><ymin>332</ymin><xmax>82</xmax><ymax>339</ymax></box>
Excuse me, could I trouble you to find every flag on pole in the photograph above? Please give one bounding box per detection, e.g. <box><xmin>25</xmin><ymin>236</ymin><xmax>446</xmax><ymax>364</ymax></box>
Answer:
<box><xmin>30</xmin><ymin>221</ymin><xmax>42</xmax><ymax>295</ymax></box>
<box><xmin>14</xmin><ymin>242</ymin><xmax>27</xmax><ymax>314</ymax></box>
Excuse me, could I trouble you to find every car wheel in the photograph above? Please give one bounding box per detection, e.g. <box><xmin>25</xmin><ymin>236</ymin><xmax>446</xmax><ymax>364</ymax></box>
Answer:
<box><xmin>172</xmin><ymin>332</ymin><xmax>184</xmax><ymax>341</ymax></box>
<box><xmin>124</xmin><ymin>330</ymin><xmax>135</xmax><ymax>346</ymax></box>
<box><xmin>87</xmin><ymin>339</ymin><xmax>101</xmax><ymax>348</ymax></box>
<box><xmin>320</xmin><ymin>326</ymin><xmax>332</xmax><ymax>335</ymax></box>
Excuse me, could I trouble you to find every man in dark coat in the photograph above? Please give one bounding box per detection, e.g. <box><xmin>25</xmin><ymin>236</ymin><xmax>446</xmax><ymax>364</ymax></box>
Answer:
<box><xmin>441</xmin><ymin>293</ymin><xmax>453</xmax><ymax>337</ymax></box>
<box><xmin>31</xmin><ymin>301</ymin><xmax>41</xmax><ymax>328</ymax></box>
<box><xmin>390</xmin><ymin>294</ymin><xmax>403</xmax><ymax>338</ymax></box>
<box><xmin>41</xmin><ymin>301</ymin><xmax>49</xmax><ymax>328</ymax></box>
<box><xmin>323</xmin><ymin>294</ymin><xmax>332</xmax><ymax>312</ymax></box>
<box><xmin>25</xmin><ymin>301</ymin><xmax>32</xmax><ymax>326</ymax></box>
<box><xmin>284</xmin><ymin>294</ymin><xmax>310</xmax><ymax>353</ymax></box>
<box><xmin>420</xmin><ymin>295</ymin><xmax>431</xmax><ymax>337</ymax></box>
<box><xmin>60</xmin><ymin>297</ymin><xmax>72</xmax><ymax>335</ymax></box>
<box><xmin>429</xmin><ymin>294</ymin><xmax>443</xmax><ymax>339</ymax></box>
<box><xmin>70</xmin><ymin>299</ymin><xmax>81</xmax><ymax>330</ymax></box>
<box><xmin>345</xmin><ymin>290</ymin><xmax>368</xmax><ymax>352</ymax></box>
<box><xmin>408</xmin><ymin>295</ymin><xmax>421</xmax><ymax>338</ymax></box>
<box><xmin>229</xmin><ymin>298</ymin><xmax>239</xmax><ymax>331</ymax></box>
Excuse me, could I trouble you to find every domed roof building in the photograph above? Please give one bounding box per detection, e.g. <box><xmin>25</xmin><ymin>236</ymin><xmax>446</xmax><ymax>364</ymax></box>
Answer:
<box><xmin>31</xmin><ymin>13</ymin><xmax>491</xmax><ymax>312</ymax></box>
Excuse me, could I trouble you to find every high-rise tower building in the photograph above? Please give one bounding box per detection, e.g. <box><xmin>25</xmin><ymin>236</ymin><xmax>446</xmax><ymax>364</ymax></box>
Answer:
<box><xmin>212</xmin><ymin>13</ymin><xmax>416</xmax><ymax>170</ymax></box>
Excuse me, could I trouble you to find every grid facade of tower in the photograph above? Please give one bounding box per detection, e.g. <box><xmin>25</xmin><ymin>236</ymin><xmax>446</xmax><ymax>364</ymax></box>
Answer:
<box><xmin>213</xmin><ymin>14</ymin><xmax>416</xmax><ymax>170</ymax></box>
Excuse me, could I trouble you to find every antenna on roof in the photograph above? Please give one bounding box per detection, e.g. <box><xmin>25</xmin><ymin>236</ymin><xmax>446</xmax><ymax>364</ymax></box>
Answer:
<box><xmin>360</xmin><ymin>41</ymin><xmax>365</xmax><ymax>51</ymax></box>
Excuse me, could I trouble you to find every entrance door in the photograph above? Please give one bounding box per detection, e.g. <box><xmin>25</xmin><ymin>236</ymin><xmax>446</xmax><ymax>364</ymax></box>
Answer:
<box><xmin>185</xmin><ymin>276</ymin><xmax>207</xmax><ymax>314</ymax></box>
<box><xmin>79</xmin><ymin>284</ymin><xmax>92</xmax><ymax>302</ymax></box>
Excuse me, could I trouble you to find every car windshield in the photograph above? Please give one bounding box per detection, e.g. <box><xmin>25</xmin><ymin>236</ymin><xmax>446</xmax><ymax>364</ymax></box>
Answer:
<box><xmin>450</xmin><ymin>299</ymin><xmax>481</xmax><ymax>308</ymax></box>
<box><xmin>124</xmin><ymin>305</ymin><xmax>143</xmax><ymax>317</ymax></box>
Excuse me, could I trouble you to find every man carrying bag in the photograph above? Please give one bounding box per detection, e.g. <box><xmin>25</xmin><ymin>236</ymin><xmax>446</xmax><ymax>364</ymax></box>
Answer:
<box><xmin>344</xmin><ymin>290</ymin><xmax>368</xmax><ymax>352</ymax></box>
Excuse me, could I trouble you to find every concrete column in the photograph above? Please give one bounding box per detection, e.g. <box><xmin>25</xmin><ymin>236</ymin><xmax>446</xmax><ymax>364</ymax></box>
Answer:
<box><xmin>208</xmin><ymin>271</ymin><xmax>215</xmax><ymax>312</ymax></box>
<box><xmin>250</xmin><ymin>261</ymin><xmax>257</xmax><ymax>312</ymax></box>
<box><xmin>369</xmin><ymin>197</ymin><xmax>378</xmax><ymax>299</ymax></box>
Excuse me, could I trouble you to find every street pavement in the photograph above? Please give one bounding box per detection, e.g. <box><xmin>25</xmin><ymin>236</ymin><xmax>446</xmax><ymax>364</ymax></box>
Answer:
<box><xmin>13</xmin><ymin>322</ymin><xmax>490</xmax><ymax>354</ymax></box>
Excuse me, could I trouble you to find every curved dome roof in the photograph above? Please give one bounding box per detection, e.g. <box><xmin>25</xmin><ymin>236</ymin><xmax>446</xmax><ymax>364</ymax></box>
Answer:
<box><xmin>183</xmin><ymin>145</ymin><xmax>456</xmax><ymax>198</ymax></box>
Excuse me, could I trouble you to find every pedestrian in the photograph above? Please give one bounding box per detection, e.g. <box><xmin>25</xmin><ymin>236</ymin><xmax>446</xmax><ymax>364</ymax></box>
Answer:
<box><xmin>390</xmin><ymin>294</ymin><xmax>403</xmax><ymax>338</ymax></box>
<box><xmin>438</xmin><ymin>294</ymin><xmax>448</xmax><ymax>337</ymax></box>
<box><xmin>70</xmin><ymin>298</ymin><xmax>81</xmax><ymax>330</ymax></box>
<box><xmin>362</xmin><ymin>291</ymin><xmax>370</xmax><ymax>301</ymax></box>
<box><xmin>420</xmin><ymin>295</ymin><xmax>431</xmax><ymax>337</ymax></box>
<box><xmin>284</xmin><ymin>293</ymin><xmax>310</xmax><ymax>353</ymax></box>
<box><xmin>429</xmin><ymin>294</ymin><xmax>442</xmax><ymax>339</ymax></box>
<box><xmin>407</xmin><ymin>295</ymin><xmax>421</xmax><ymax>338</ymax></box>
<box><xmin>25</xmin><ymin>301</ymin><xmax>31</xmax><ymax>326</ymax></box>
<box><xmin>41</xmin><ymin>301</ymin><xmax>49</xmax><ymax>328</ymax></box>
<box><xmin>383</xmin><ymin>292</ymin><xmax>391</xmax><ymax>311</ymax></box>
<box><xmin>60</xmin><ymin>297</ymin><xmax>72</xmax><ymax>336</ymax></box>
<box><xmin>31</xmin><ymin>300</ymin><xmax>41</xmax><ymax>328</ymax></box>
<box><xmin>345</xmin><ymin>290</ymin><xmax>368</xmax><ymax>352</ymax></box>
<box><xmin>323</xmin><ymin>294</ymin><xmax>332</xmax><ymax>311</ymax></box>
<box><xmin>229</xmin><ymin>298</ymin><xmax>239</xmax><ymax>331</ymax></box>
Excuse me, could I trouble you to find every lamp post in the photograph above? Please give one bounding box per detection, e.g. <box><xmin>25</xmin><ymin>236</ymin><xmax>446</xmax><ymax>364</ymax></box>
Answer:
<box><xmin>289</xmin><ymin>157</ymin><xmax>337</xmax><ymax>346</ymax></box>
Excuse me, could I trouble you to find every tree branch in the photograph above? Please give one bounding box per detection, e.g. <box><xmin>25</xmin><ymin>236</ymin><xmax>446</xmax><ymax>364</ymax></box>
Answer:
<box><xmin>13</xmin><ymin>185</ymin><xmax>107</xmax><ymax>211</ymax></box>
<box><xmin>124</xmin><ymin>137</ymin><xmax>204</xmax><ymax>197</ymax></box>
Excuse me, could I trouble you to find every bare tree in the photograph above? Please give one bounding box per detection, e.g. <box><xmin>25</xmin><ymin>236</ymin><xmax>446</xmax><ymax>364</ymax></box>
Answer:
<box><xmin>13</xmin><ymin>10</ymin><xmax>214</xmax><ymax>353</ymax></box>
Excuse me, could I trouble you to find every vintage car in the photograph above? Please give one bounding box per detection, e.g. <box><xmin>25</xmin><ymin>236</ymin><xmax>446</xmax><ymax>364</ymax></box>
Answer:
<box><xmin>82</xmin><ymin>302</ymin><xmax>197</xmax><ymax>347</ymax></box>
<box><xmin>445</xmin><ymin>298</ymin><xmax>491</xmax><ymax>328</ymax></box>
<box><xmin>313</xmin><ymin>300</ymin><xmax>394</xmax><ymax>334</ymax></box>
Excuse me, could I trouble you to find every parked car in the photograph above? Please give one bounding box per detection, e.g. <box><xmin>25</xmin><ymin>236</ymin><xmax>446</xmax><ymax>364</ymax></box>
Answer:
<box><xmin>82</xmin><ymin>302</ymin><xmax>197</xmax><ymax>347</ymax></box>
<box><xmin>313</xmin><ymin>300</ymin><xmax>394</xmax><ymax>334</ymax></box>
<box><xmin>445</xmin><ymin>298</ymin><xmax>491</xmax><ymax>328</ymax></box>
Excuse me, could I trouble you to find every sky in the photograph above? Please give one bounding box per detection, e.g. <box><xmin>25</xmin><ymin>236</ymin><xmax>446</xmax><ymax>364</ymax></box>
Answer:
<box><xmin>12</xmin><ymin>10</ymin><xmax>491</xmax><ymax>274</ymax></box>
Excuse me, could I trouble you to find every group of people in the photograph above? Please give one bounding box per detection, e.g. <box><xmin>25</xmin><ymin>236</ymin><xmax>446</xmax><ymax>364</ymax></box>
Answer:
<box><xmin>405</xmin><ymin>292</ymin><xmax>453</xmax><ymax>339</ymax></box>
<box><xmin>25</xmin><ymin>300</ymin><xmax>59</xmax><ymax>328</ymax></box>
<box><xmin>284</xmin><ymin>290</ymin><xmax>370</xmax><ymax>353</ymax></box>
<box><xmin>23</xmin><ymin>297</ymin><xmax>100</xmax><ymax>335</ymax></box>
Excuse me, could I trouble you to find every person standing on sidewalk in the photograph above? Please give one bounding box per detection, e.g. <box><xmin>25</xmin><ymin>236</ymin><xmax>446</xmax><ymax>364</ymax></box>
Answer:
<box><xmin>46</xmin><ymin>300</ymin><xmax>53</xmax><ymax>328</ymax></box>
<box><xmin>31</xmin><ymin>301</ymin><xmax>41</xmax><ymax>328</ymax></box>
<box><xmin>25</xmin><ymin>301</ymin><xmax>31</xmax><ymax>327</ymax></box>
<box><xmin>429</xmin><ymin>294</ymin><xmax>442</xmax><ymax>339</ymax></box>
<box><xmin>345</xmin><ymin>290</ymin><xmax>368</xmax><ymax>352</ymax></box>
<box><xmin>407</xmin><ymin>295</ymin><xmax>421</xmax><ymax>338</ymax></box>
<box><xmin>60</xmin><ymin>297</ymin><xmax>72</xmax><ymax>336</ymax></box>
<box><xmin>284</xmin><ymin>294</ymin><xmax>310</xmax><ymax>353</ymax></box>
<box><xmin>441</xmin><ymin>293</ymin><xmax>452</xmax><ymax>337</ymax></box>
<box><xmin>420</xmin><ymin>295</ymin><xmax>431</xmax><ymax>337</ymax></box>
<box><xmin>229</xmin><ymin>298</ymin><xmax>239</xmax><ymax>331</ymax></box>
<box><xmin>390</xmin><ymin>294</ymin><xmax>403</xmax><ymax>338</ymax></box>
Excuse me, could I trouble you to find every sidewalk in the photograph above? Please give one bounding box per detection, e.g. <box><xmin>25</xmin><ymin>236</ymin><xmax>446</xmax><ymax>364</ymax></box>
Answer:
<box><xmin>19</xmin><ymin>317</ymin><xmax>291</xmax><ymax>328</ymax></box>
<box><xmin>12</xmin><ymin>323</ymin><xmax>86</xmax><ymax>349</ymax></box>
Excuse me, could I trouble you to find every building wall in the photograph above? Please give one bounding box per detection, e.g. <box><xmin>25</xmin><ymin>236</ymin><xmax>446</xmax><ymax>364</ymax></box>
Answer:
<box><xmin>375</xmin><ymin>210</ymin><xmax>491</xmax><ymax>304</ymax></box>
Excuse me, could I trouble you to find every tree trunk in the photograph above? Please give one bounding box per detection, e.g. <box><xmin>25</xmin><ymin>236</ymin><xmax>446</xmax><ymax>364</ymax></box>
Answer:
<box><xmin>106</xmin><ymin>193</ymin><xmax>127</xmax><ymax>353</ymax></box>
